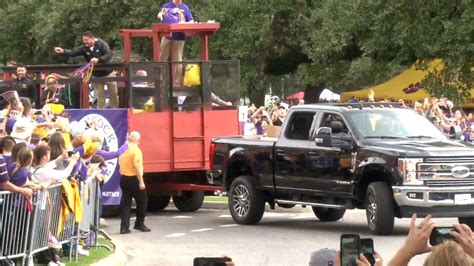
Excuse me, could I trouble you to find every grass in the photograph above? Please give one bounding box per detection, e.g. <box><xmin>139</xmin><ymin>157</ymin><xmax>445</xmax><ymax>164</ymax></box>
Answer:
<box><xmin>64</xmin><ymin>238</ymin><xmax>114</xmax><ymax>266</ymax></box>
<box><xmin>204</xmin><ymin>196</ymin><xmax>228</xmax><ymax>203</ymax></box>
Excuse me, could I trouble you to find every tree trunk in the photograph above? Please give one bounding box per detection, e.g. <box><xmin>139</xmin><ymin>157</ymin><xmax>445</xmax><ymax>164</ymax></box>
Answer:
<box><xmin>304</xmin><ymin>84</ymin><xmax>325</xmax><ymax>104</ymax></box>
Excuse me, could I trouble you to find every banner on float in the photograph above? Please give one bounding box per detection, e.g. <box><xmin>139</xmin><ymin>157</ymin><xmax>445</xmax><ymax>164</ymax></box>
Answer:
<box><xmin>66</xmin><ymin>109</ymin><xmax>128</xmax><ymax>205</ymax></box>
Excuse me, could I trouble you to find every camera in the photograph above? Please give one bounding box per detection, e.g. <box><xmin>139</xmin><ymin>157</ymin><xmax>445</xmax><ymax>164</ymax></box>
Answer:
<box><xmin>67</xmin><ymin>151</ymin><xmax>75</xmax><ymax>157</ymax></box>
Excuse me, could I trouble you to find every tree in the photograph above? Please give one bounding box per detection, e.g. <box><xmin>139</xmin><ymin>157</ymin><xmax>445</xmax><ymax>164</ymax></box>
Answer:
<box><xmin>1</xmin><ymin>1</ymin><xmax>471</xmax><ymax>105</ymax></box>
<box><xmin>300</xmin><ymin>1</ymin><xmax>473</xmax><ymax>103</ymax></box>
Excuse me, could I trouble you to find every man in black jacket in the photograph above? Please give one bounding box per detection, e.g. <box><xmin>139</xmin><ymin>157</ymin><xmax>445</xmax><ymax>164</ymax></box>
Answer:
<box><xmin>54</xmin><ymin>31</ymin><xmax>118</xmax><ymax>108</ymax></box>
<box><xmin>11</xmin><ymin>64</ymin><xmax>38</xmax><ymax>107</ymax></box>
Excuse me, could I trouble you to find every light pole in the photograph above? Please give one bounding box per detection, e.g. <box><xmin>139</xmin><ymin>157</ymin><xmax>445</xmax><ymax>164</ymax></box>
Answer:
<box><xmin>281</xmin><ymin>77</ymin><xmax>284</xmax><ymax>99</ymax></box>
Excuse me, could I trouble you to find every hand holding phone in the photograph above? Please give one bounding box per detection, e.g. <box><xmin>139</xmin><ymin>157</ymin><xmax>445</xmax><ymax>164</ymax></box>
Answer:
<box><xmin>360</xmin><ymin>238</ymin><xmax>376</xmax><ymax>266</ymax></box>
<box><xmin>340</xmin><ymin>234</ymin><xmax>360</xmax><ymax>266</ymax></box>
<box><xmin>430</xmin><ymin>226</ymin><xmax>456</xmax><ymax>246</ymax></box>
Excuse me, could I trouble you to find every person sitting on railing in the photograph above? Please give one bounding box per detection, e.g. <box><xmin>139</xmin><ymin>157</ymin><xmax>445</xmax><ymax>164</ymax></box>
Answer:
<box><xmin>40</xmin><ymin>75</ymin><xmax>68</xmax><ymax>115</ymax></box>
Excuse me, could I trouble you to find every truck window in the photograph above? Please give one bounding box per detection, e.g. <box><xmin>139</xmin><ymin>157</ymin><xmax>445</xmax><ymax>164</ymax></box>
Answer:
<box><xmin>319</xmin><ymin>113</ymin><xmax>349</xmax><ymax>133</ymax></box>
<box><xmin>318</xmin><ymin>113</ymin><xmax>351</xmax><ymax>147</ymax></box>
<box><xmin>285</xmin><ymin>112</ymin><xmax>315</xmax><ymax>140</ymax></box>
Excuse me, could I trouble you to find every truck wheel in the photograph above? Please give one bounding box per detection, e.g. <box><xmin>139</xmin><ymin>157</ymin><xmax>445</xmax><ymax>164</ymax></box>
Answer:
<box><xmin>228</xmin><ymin>176</ymin><xmax>265</xmax><ymax>225</ymax></box>
<box><xmin>147</xmin><ymin>195</ymin><xmax>171</xmax><ymax>212</ymax></box>
<box><xmin>312</xmin><ymin>207</ymin><xmax>346</xmax><ymax>221</ymax></box>
<box><xmin>366</xmin><ymin>182</ymin><xmax>395</xmax><ymax>235</ymax></box>
<box><xmin>458</xmin><ymin>217</ymin><xmax>474</xmax><ymax>230</ymax></box>
<box><xmin>172</xmin><ymin>191</ymin><xmax>204</xmax><ymax>212</ymax></box>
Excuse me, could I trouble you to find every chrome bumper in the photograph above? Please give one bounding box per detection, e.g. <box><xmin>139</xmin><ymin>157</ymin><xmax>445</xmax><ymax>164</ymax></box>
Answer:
<box><xmin>393</xmin><ymin>185</ymin><xmax>474</xmax><ymax>208</ymax></box>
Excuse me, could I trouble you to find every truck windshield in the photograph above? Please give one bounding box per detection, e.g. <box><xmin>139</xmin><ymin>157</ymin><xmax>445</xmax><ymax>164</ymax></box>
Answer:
<box><xmin>348</xmin><ymin>109</ymin><xmax>446</xmax><ymax>140</ymax></box>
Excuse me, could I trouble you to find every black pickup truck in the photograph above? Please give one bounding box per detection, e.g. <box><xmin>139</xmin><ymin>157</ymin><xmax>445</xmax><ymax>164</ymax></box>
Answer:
<box><xmin>209</xmin><ymin>103</ymin><xmax>474</xmax><ymax>235</ymax></box>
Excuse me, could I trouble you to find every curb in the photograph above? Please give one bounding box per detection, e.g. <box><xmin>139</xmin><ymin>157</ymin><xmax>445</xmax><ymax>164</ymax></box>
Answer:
<box><xmin>91</xmin><ymin>240</ymin><xmax>130</xmax><ymax>266</ymax></box>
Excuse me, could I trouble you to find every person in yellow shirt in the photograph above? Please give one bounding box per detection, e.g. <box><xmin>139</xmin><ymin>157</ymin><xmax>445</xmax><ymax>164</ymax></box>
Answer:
<box><xmin>118</xmin><ymin>131</ymin><xmax>151</xmax><ymax>234</ymax></box>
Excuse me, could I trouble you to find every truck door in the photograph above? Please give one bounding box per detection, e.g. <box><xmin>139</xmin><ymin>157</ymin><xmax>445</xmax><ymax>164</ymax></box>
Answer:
<box><xmin>307</xmin><ymin>112</ymin><xmax>354</xmax><ymax>196</ymax></box>
<box><xmin>274</xmin><ymin>111</ymin><xmax>316</xmax><ymax>191</ymax></box>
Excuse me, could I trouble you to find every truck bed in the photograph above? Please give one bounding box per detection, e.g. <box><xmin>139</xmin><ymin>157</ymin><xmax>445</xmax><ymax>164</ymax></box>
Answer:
<box><xmin>213</xmin><ymin>135</ymin><xmax>278</xmax><ymax>145</ymax></box>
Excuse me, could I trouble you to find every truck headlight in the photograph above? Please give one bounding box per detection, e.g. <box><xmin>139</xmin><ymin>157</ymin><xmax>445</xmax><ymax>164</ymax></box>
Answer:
<box><xmin>398</xmin><ymin>158</ymin><xmax>423</xmax><ymax>185</ymax></box>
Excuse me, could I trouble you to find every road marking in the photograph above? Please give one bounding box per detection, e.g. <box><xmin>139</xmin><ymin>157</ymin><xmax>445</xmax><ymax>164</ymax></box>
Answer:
<box><xmin>219</xmin><ymin>224</ymin><xmax>238</xmax><ymax>228</ymax></box>
<box><xmin>173</xmin><ymin>216</ymin><xmax>193</xmax><ymax>219</ymax></box>
<box><xmin>164</xmin><ymin>233</ymin><xmax>186</xmax><ymax>238</ymax></box>
<box><xmin>191</xmin><ymin>228</ymin><xmax>213</xmax><ymax>233</ymax></box>
<box><xmin>219</xmin><ymin>214</ymin><xmax>232</xmax><ymax>218</ymax></box>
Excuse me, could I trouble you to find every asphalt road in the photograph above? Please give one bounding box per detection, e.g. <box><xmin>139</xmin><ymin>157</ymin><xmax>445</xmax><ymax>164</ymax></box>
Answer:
<box><xmin>105</xmin><ymin>205</ymin><xmax>458</xmax><ymax>266</ymax></box>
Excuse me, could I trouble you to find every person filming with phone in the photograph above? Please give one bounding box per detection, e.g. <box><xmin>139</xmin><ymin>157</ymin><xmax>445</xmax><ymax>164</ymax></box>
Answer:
<box><xmin>387</xmin><ymin>214</ymin><xmax>474</xmax><ymax>266</ymax></box>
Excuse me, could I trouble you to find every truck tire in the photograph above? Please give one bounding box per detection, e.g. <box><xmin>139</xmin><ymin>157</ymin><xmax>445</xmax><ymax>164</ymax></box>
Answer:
<box><xmin>458</xmin><ymin>217</ymin><xmax>474</xmax><ymax>230</ymax></box>
<box><xmin>172</xmin><ymin>191</ymin><xmax>204</xmax><ymax>212</ymax></box>
<box><xmin>228</xmin><ymin>176</ymin><xmax>265</xmax><ymax>225</ymax></box>
<box><xmin>312</xmin><ymin>207</ymin><xmax>346</xmax><ymax>221</ymax></box>
<box><xmin>147</xmin><ymin>195</ymin><xmax>171</xmax><ymax>212</ymax></box>
<box><xmin>366</xmin><ymin>182</ymin><xmax>395</xmax><ymax>235</ymax></box>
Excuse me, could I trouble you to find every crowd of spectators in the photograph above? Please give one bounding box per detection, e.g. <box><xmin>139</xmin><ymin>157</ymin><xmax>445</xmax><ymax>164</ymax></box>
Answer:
<box><xmin>245</xmin><ymin>96</ymin><xmax>303</xmax><ymax>136</ymax></box>
<box><xmin>0</xmin><ymin>91</ymin><xmax>128</xmax><ymax>265</ymax></box>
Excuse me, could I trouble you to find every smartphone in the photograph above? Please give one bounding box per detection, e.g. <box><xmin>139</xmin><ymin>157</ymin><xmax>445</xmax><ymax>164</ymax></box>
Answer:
<box><xmin>360</xmin><ymin>238</ymin><xmax>375</xmax><ymax>266</ymax></box>
<box><xmin>193</xmin><ymin>257</ymin><xmax>228</xmax><ymax>266</ymax></box>
<box><xmin>340</xmin><ymin>234</ymin><xmax>360</xmax><ymax>266</ymax></box>
<box><xmin>430</xmin><ymin>226</ymin><xmax>456</xmax><ymax>246</ymax></box>
<box><xmin>67</xmin><ymin>151</ymin><xmax>75</xmax><ymax>157</ymax></box>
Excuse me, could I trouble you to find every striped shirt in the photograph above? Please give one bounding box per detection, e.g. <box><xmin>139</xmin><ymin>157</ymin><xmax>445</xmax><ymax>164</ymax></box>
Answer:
<box><xmin>0</xmin><ymin>155</ymin><xmax>9</xmax><ymax>184</ymax></box>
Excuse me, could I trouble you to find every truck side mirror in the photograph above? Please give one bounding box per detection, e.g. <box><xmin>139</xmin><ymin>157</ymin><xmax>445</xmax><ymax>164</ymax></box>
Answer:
<box><xmin>315</xmin><ymin>127</ymin><xmax>332</xmax><ymax>147</ymax></box>
<box><xmin>449</xmin><ymin>125</ymin><xmax>462</xmax><ymax>140</ymax></box>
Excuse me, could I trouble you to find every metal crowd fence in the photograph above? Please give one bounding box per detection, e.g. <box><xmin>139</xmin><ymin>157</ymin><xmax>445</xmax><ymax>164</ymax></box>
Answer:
<box><xmin>0</xmin><ymin>192</ymin><xmax>31</xmax><ymax>265</ymax></box>
<box><xmin>0</xmin><ymin>179</ymin><xmax>108</xmax><ymax>265</ymax></box>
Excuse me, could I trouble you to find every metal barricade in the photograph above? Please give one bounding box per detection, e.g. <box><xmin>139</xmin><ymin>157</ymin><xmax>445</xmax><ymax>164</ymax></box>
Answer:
<box><xmin>26</xmin><ymin>184</ymin><xmax>65</xmax><ymax>257</ymax></box>
<box><xmin>79</xmin><ymin>180</ymin><xmax>98</xmax><ymax>235</ymax></box>
<box><xmin>2</xmin><ymin>179</ymin><xmax>110</xmax><ymax>265</ymax></box>
<box><xmin>0</xmin><ymin>191</ymin><xmax>31</xmax><ymax>264</ymax></box>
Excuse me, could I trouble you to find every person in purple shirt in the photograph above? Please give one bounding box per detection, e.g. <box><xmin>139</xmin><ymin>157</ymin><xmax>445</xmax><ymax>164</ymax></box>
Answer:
<box><xmin>9</xmin><ymin>148</ymin><xmax>41</xmax><ymax>190</ymax></box>
<box><xmin>1</xmin><ymin>136</ymin><xmax>15</xmax><ymax>167</ymax></box>
<box><xmin>157</xmin><ymin>0</ymin><xmax>194</xmax><ymax>86</ymax></box>
<box><xmin>0</xmin><ymin>154</ymin><xmax>32</xmax><ymax>196</ymax></box>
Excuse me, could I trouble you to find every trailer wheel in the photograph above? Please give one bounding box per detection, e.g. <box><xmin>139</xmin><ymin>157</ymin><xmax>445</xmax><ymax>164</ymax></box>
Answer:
<box><xmin>366</xmin><ymin>182</ymin><xmax>395</xmax><ymax>235</ymax></box>
<box><xmin>147</xmin><ymin>195</ymin><xmax>171</xmax><ymax>212</ymax></box>
<box><xmin>458</xmin><ymin>217</ymin><xmax>474</xmax><ymax>230</ymax></box>
<box><xmin>172</xmin><ymin>191</ymin><xmax>204</xmax><ymax>212</ymax></box>
<box><xmin>312</xmin><ymin>207</ymin><xmax>346</xmax><ymax>221</ymax></box>
<box><xmin>228</xmin><ymin>176</ymin><xmax>265</xmax><ymax>225</ymax></box>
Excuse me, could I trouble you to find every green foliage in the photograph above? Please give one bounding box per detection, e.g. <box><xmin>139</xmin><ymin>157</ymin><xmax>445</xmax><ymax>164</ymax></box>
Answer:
<box><xmin>0</xmin><ymin>0</ymin><xmax>472</xmax><ymax>104</ymax></box>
